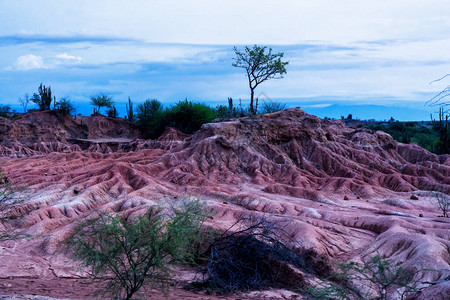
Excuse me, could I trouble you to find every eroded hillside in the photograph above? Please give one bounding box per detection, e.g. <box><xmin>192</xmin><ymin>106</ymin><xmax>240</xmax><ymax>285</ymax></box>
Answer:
<box><xmin>0</xmin><ymin>108</ymin><xmax>449</xmax><ymax>299</ymax></box>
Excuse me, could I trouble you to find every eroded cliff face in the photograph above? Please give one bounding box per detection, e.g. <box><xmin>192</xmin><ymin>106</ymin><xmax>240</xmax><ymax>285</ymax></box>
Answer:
<box><xmin>1</xmin><ymin>108</ymin><xmax>449</xmax><ymax>298</ymax></box>
<box><xmin>0</xmin><ymin>110</ymin><xmax>142</xmax><ymax>156</ymax></box>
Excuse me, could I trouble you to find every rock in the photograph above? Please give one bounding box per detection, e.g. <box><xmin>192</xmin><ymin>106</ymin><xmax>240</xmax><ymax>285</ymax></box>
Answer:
<box><xmin>410</xmin><ymin>195</ymin><xmax>419</xmax><ymax>200</ymax></box>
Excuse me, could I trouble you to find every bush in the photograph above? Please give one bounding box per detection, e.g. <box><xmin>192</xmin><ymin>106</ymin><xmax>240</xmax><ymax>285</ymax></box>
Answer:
<box><xmin>106</xmin><ymin>106</ymin><xmax>118</xmax><ymax>118</ymax></box>
<box><xmin>367</xmin><ymin>121</ymin><xmax>448</xmax><ymax>154</ymax></box>
<box><xmin>198</xmin><ymin>216</ymin><xmax>319</xmax><ymax>294</ymax></box>
<box><xmin>302</xmin><ymin>255</ymin><xmax>431</xmax><ymax>300</ymax></box>
<box><xmin>65</xmin><ymin>199</ymin><xmax>208</xmax><ymax>300</ymax></box>
<box><xmin>55</xmin><ymin>98</ymin><xmax>76</xmax><ymax>116</ymax></box>
<box><xmin>259</xmin><ymin>101</ymin><xmax>287</xmax><ymax>114</ymax></box>
<box><xmin>433</xmin><ymin>190</ymin><xmax>450</xmax><ymax>217</ymax></box>
<box><xmin>135</xmin><ymin>99</ymin><xmax>166</xmax><ymax>139</ymax></box>
<box><xmin>165</xmin><ymin>100</ymin><xmax>218</xmax><ymax>134</ymax></box>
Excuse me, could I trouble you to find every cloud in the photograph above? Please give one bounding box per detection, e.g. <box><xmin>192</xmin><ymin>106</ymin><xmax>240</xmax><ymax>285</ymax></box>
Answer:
<box><xmin>10</xmin><ymin>54</ymin><xmax>45</xmax><ymax>70</ymax></box>
<box><xmin>56</xmin><ymin>53</ymin><xmax>82</xmax><ymax>64</ymax></box>
<box><xmin>303</xmin><ymin>103</ymin><xmax>333</xmax><ymax>108</ymax></box>
<box><xmin>0</xmin><ymin>34</ymin><xmax>137</xmax><ymax>46</ymax></box>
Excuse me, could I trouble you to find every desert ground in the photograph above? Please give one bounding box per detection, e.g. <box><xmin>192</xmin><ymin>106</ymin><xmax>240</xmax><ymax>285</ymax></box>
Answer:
<box><xmin>0</xmin><ymin>108</ymin><xmax>449</xmax><ymax>299</ymax></box>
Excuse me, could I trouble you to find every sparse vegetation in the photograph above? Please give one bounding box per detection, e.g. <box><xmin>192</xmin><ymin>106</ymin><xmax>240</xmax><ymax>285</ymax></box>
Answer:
<box><xmin>65</xmin><ymin>199</ymin><xmax>208</xmax><ymax>300</ymax></box>
<box><xmin>367</xmin><ymin>120</ymin><xmax>449</xmax><ymax>154</ymax></box>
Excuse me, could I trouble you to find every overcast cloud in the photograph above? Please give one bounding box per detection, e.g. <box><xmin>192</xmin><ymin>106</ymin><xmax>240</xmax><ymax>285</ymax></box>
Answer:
<box><xmin>0</xmin><ymin>0</ymin><xmax>449</xmax><ymax>119</ymax></box>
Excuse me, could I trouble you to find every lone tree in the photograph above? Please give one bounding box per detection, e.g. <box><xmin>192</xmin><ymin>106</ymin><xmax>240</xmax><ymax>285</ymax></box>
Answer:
<box><xmin>233</xmin><ymin>45</ymin><xmax>288</xmax><ymax>114</ymax></box>
<box><xmin>90</xmin><ymin>94</ymin><xmax>114</xmax><ymax>114</ymax></box>
<box><xmin>18</xmin><ymin>93</ymin><xmax>30</xmax><ymax>113</ymax></box>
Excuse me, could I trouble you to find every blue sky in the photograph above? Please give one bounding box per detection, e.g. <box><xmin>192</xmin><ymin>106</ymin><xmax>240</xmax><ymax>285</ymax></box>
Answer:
<box><xmin>1</xmin><ymin>0</ymin><xmax>450</xmax><ymax>120</ymax></box>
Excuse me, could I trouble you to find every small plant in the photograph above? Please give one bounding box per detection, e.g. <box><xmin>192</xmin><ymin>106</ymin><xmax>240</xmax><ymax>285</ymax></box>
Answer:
<box><xmin>302</xmin><ymin>281</ymin><xmax>350</xmax><ymax>300</ymax></box>
<box><xmin>0</xmin><ymin>171</ymin><xmax>25</xmax><ymax>241</ymax></box>
<box><xmin>65</xmin><ymin>199</ymin><xmax>208</xmax><ymax>300</ymax></box>
<box><xmin>433</xmin><ymin>190</ymin><xmax>450</xmax><ymax>217</ymax></box>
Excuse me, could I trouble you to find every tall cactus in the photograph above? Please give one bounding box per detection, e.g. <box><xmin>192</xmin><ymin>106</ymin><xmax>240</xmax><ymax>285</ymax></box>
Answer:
<box><xmin>35</xmin><ymin>83</ymin><xmax>52</xmax><ymax>111</ymax></box>
<box><xmin>432</xmin><ymin>107</ymin><xmax>449</xmax><ymax>153</ymax></box>
<box><xmin>126</xmin><ymin>97</ymin><xmax>134</xmax><ymax>122</ymax></box>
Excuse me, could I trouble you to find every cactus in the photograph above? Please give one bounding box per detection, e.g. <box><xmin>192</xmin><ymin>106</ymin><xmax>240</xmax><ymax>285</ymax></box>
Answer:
<box><xmin>126</xmin><ymin>97</ymin><xmax>134</xmax><ymax>122</ymax></box>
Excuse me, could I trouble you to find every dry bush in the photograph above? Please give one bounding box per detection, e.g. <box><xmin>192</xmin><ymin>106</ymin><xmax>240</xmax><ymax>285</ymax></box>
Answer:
<box><xmin>195</xmin><ymin>215</ymin><xmax>330</xmax><ymax>294</ymax></box>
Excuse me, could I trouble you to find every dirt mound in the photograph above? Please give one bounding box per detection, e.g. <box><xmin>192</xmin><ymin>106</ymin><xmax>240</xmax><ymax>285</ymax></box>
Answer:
<box><xmin>155</xmin><ymin>108</ymin><xmax>449</xmax><ymax>196</ymax></box>
<box><xmin>0</xmin><ymin>108</ymin><xmax>449</xmax><ymax>299</ymax></box>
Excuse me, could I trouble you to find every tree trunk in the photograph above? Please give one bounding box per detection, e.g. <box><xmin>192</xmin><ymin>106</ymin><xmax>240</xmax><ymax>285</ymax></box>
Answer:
<box><xmin>250</xmin><ymin>89</ymin><xmax>255</xmax><ymax>115</ymax></box>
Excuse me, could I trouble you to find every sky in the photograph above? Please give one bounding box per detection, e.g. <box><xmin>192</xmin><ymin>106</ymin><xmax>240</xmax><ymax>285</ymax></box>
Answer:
<box><xmin>0</xmin><ymin>0</ymin><xmax>450</xmax><ymax>120</ymax></box>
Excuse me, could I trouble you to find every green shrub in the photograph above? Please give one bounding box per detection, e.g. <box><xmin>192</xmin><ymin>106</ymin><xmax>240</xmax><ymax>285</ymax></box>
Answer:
<box><xmin>303</xmin><ymin>255</ymin><xmax>429</xmax><ymax>300</ymax></box>
<box><xmin>367</xmin><ymin>121</ymin><xmax>448</xmax><ymax>154</ymax></box>
<box><xmin>55</xmin><ymin>98</ymin><xmax>76</xmax><ymax>116</ymax></box>
<box><xmin>135</xmin><ymin>99</ymin><xmax>166</xmax><ymax>139</ymax></box>
<box><xmin>65</xmin><ymin>199</ymin><xmax>208</xmax><ymax>300</ymax></box>
<box><xmin>165</xmin><ymin>100</ymin><xmax>218</xmax><ymax>134</ymax></box>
